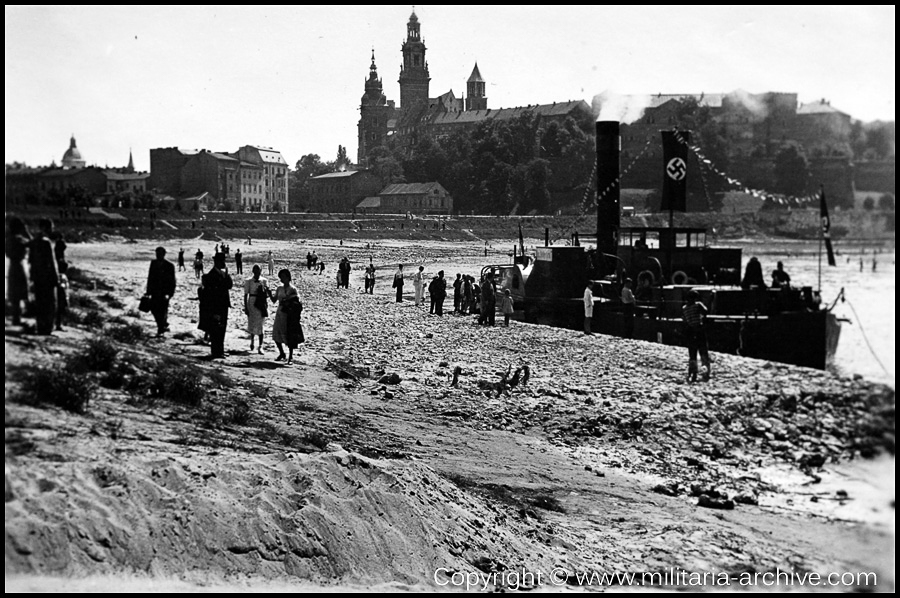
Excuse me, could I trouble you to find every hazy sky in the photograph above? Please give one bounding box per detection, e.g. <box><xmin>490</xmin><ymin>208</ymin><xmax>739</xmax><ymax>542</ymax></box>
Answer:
<box><xmin>5</xmin><ymin>5</ymin><xmax>895</xmax><ymax>173</ymax></box>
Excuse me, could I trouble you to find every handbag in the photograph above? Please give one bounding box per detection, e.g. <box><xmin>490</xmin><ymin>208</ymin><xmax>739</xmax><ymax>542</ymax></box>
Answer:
<box><xmin>139</xmin><ymin>295</ymin><xmax>152</xmax><ymax>313</ymax></box>
<box><xmin>253</xmin><ymin>289</ymin><xmax>269</xmax><ymax>318</ymax></box>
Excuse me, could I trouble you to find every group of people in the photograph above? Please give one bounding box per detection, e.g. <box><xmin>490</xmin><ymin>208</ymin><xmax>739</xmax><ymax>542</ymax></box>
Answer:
<box><xmin>741</xmin><ymin>257</ymin><xmax>792</xmax><ymax>290</ymax></box>
<box><xmin>5</xmin><ymin>217</ymin><xmax>69</xmax><ymax>335</ymax></box>
<box><xmin>145</xmin><ymin>245</ymin><xmax>306</xmax><ymax>363</ymax></box>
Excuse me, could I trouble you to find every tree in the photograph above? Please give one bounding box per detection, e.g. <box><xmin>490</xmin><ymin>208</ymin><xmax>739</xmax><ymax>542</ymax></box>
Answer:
<box><xmin>878</xmin><ymin>193</ymin><xmax>895</xmax><ymax>211</ymax></box>
<box><xmin>334</xmin><ymin>145</ymin><xmax>351</xmax><ymax>171</ymax></box>
<box><xmin>367</xmin><ymin>145</ymin><xmax>405</xmax><ymax>188</ymax></box>
<box><xmin>773</xmin><ymin>143</ymin><xmax>811</xmax><ymax>196</ymax></box>
<box><xmin>289</xmin><ymin>154</ymin><xmax>331</xmax><ymax>209</ymax></box>
<box><xmin>862</xmin><ymin>196</ymin><xmax>875</xmax><ymax>211</ymax></box>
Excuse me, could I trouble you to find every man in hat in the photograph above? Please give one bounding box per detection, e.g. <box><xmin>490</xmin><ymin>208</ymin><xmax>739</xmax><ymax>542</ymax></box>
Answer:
<box><xmin>199</xmin><ymin>252</ymin><xmax>233</xmax><ymax>358</ymax></box>
<box><xmin>146</xmin><ymin>246</ymin><xmax>177</xmax><ymax>337</ymax></box>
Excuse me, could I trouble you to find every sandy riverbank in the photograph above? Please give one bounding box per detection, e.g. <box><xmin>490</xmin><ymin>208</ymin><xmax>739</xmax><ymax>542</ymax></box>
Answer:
<box><xmin>5</xmin><ymin>237</ymin><xmax>895</xmax><ymax>591</ymax></box>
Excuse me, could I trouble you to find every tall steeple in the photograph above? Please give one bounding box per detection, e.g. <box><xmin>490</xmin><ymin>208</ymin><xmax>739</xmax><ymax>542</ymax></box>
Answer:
<box><xmin>358</xmin><ymin>49</ymin><xmax>395</xmax><ymax>166</ymax></box>
<box><xmin>127</xmin><ymin>148</ymin><xmax>135</xmax><ymax>173</ymax></box>
<box><xmin>398</xmin><ymin>8</ymin><xmax>430</xmax><ymax>110</ymax></box>
<box><xmin>362</xmin><ymin>49</ymin><xmax>387</xmax><ymax>107</ymax></box>
<box><xmin>466</xmin><ymin>63</ymin><xmax>487</xmax><ymax>111</ymax></box>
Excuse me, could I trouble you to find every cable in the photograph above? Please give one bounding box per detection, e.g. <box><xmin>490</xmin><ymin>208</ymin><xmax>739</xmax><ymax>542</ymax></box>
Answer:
<box><xmin>842</xmin><ymin>298</ymin><xmax>891</xmax><ymax>376</ymax></box>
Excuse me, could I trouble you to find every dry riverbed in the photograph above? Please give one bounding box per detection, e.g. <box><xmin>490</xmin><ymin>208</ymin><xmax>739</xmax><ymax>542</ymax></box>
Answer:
<box><xmin>5</xmin><ymin>236</ymin><xmax>895</xmax><ymax>592</ymax></box>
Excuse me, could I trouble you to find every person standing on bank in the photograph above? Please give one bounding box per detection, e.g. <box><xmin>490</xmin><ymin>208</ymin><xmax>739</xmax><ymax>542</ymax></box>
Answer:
<box><xmin>146</xmin><ymin>246</ymin><xmax>177</xmax><ymax>337</ymax></box>
<box><xmin>234</xmin><ymin>248</ymin><xmax>243</xmax><ymax>275</ymax></box>
<box><xmin>267</xmin><ymin>251</ymin><xmax>275</xmax><ymax>276</ymax></box>
<box><xmin>199</xmin><ymin>252</ymin><xmax>233</xmax><ymax>358</ymax></box>
<box><xmin>339</xmin><ymin>257</ymin><xmax>351</xmax><ymax>289</ymax></box>
<box><xmin>682</xmin><ymin>290</ymin><xmax>711</xmax><ymax>382</ymax></box>
<box><xmin>5</xmin><ymin>217</ymin><xmax>31</xmax><ymax>327</ymax></box>
<box><xmin>621</xmin><ymin>278</ymin><xmax>635</xmax><ymax>339</ymax></box>
<box><xmin>583</xmin><ymin>281</ymin><xmax>594</xmax><ymax>335</ymax></box>
<box><xmin>243</xmin><ymin>264</ymin><xmax>269</xmax><ymax>354</ymax></box>
<box><xmin>177</xmin><ymin>247</ymin><xmax>186</xmax><ymax>272</ymax></box>
<box><xmin>393</xmin><ymin>264</ymin><xmax>405</xmax><ymax>302</ymax></box>
<box><xmin>500</xmin><ymin>288</ymin><xmax>514</xmax><ymax>327</ymax></box>
<box><xmin>479</xmin><ymin>272</ymin><xmax>496</xmax><ymax>326</ymax></box>
<box><xmin>29</xmin><ymin>218</ymin><xmax>60</xmax><ymax>335</ymax></box>
<box><xmin>429</xmin><ymin>270</ymin><xmax>447</xmax><ymax>316</ymax></box>
<box><xmin>413</xmin><ymin>266</ymin><xmax>425</xmax><ymax>306</ymax></box>
<box><xmin>453</xmin><ymin>273</ymin><xmax>463</xmax><ymax>314</ymax></box>
<box><xmin>271</xmin><ymin>268</ymin><xmax>304</xmax><ymax>365</ymax></box>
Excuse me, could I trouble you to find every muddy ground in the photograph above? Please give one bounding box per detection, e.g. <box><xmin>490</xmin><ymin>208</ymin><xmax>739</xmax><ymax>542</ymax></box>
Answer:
<box><xmin>5</xmin><ymin>235</ymin><xmax>895</xmax><ymax>591</ymax></box>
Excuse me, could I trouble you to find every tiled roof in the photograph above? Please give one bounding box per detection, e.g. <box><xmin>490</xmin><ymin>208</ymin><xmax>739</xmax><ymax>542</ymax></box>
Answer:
<box><xmin>312</xmin><ymin>170</ymin><xmax>361</xmax><ymax>180</ymax></box>
<box><xmin>247</xmin><ymin>146</ymin><xmax>288</xmax><ymax>165</ymax></box>
<box><xmin>357</xmin><ymin>196</ymin><xmax>381</xmax><ymax>208</ymax></box>
<box><xmin>646</xmin><ymin>94</ymin><xmax>724</xmax><ymax>109</ymax></box>
<box><xmin>797</xmin><ymin>100</ymin><xmax>848</xmax><ymax>116</ymax></box>
<box><xmin>379</xmin><ymin>182</ymin><xmax>446</xmax><ymax>195</ymax></box>
<box><xmin>429</xmin><ymin>100</ymin><xmax>590</xmax><ymax>126</ymax></box>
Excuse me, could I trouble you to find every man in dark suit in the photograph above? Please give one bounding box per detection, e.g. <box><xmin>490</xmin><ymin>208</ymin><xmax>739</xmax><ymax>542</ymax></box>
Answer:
<box><xmin>146</xmin><ymin>246</ymin><xmax>177</xmax><ymax>337</ymax></box>
<box><xmin>199</xmin><ymin>253</ymin><xmax>233</xmax><ymax>358</ymax></box>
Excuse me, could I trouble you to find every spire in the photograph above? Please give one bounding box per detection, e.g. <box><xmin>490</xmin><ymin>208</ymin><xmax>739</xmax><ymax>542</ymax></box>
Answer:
<box><xmin>468</xmin><ymin>63</ymin><xmax>484</xmax><ymax>83</ymax></box>
<box><xmin>70</xmin><ymin>134</ymin><xmax>77</xmax><ymax>149</ymax></box>
<box><xmin>127</xmin><ymin>148</ymin><xmax>135</xmax><ymax>173</ymax></box>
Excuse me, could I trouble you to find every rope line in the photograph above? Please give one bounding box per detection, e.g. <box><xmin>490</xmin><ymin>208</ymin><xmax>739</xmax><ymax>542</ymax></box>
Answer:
<box><xmin>843</xmin><ymin>298</ymin><xmax>891</xmax><ymax>376</ymax></box>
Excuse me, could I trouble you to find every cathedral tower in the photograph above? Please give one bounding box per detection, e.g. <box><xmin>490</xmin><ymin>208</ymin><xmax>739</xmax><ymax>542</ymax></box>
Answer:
<box><xmin>465</xmin><ymin>63</ymin><xmax>487</xmax><ymax>111</ymax></box>
<box><xmin>358</xmin><ymin>50</ymin><xmax>395</xmax><ymax>166</ymax></box>
<box><xmin>398</xmin><ymin>9</ymin><xmax>430</xmax><ymax>110</ymax></box>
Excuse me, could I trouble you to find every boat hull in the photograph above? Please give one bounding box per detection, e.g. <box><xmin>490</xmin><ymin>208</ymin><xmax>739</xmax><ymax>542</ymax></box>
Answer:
<box><xmin>521</xmin><ymin>298</ymin><xmax>841</xmax><ymax>370</ymax></box>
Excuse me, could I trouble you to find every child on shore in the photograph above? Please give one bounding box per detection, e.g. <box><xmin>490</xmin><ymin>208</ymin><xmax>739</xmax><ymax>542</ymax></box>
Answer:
<box><xmin>682</xmin><ymin>290</ymin><xmax>711</xmax><ymax>382</ymax></box>
<box><xmin>500</xmin><ymin>288</ymin><xmax>514</xmax><ymax>327</ymax></box>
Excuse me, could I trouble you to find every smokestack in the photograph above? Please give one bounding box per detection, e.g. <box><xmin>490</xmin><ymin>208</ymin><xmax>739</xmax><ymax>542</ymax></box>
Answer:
<box><xmin>596</xmin><ymin>121</ymin><xmax>620</xmax><ymax>270</ymax></box>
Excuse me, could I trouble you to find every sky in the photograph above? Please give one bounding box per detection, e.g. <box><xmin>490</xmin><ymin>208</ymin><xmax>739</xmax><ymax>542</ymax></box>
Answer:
<box><xmin>5</xmin><ymin>5</ymin><xmax>895</xmax><ymax>173</ymax></box>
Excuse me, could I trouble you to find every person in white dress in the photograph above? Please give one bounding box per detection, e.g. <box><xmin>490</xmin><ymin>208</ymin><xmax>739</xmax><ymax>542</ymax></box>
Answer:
<box><xmin>243</xmin><ymin>264</ymin><xmax>270</xmax><ymax>354</ymax></box>
<box><xmin>413</xmin><ymin>266</ymin><xmax>425</xmax><ymax>306</ymax></box>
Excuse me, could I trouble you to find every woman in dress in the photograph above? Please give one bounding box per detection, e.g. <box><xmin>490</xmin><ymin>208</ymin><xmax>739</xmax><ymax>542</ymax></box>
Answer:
<box><xmin>5</xmin><ymin>217</ymin><xmax>31</xmax><ymax>326</ymax></box>
<box><xmin>243</xmin><ymin>264</ymin><xmax>270</xmax><ymax>354</ymax></box>
<box><xmin>271</xmin><ymin>268</ymin><xmax>304</xmax><ymax>364</ymax></box>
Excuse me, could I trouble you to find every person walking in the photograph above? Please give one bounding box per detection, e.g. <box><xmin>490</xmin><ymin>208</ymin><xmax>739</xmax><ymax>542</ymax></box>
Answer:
<box><xmin>583</xmin><ymin>281</ymin><xmax>594</xmax><ymax>335</ymax></box>
<box><xmin>146</xmin><ymin>246</ymin><xmax>177</xmax><ymax>337</ymax></box>
<box><xmin>28</xmin><ymin>218</ymin><xmax>60</xmax><ymax>335</ymax></box>
<box><xmin>500</xmin><ymin>288</ymin><xmax>514</xmax><ymax>327</ymax></box>
<box><xmin>234</xmin><ymin>249</ymin><xmax>243</xmax><ymax>275</ymax></box>
<box><xmin>6</xmin><ymin>217</ymin><xmax>31</xmax><ymax>327</ymax></box>
<box><xmin>682</xmin><ymin>290</ymin><xmax>711</xmax><ymax>382</ymax></box>
<box><xmin>364</xmin><ymin>262</ymin><xmax>376</xmax><ymax>294</ymax></box>
<box><xmin>393</xmin><ymin>264</ymin><xmax>405</xmax><ymax>302</ymax></box>
<box><xmin>271</xmin><ymin>268</ymin><xmax>304</xmax><ymax>365</ymax></box>
<box><xmin>243</xmin><ymin>264</ymin><xmax>270</xmax><ymax>354</ymax></box>
<box><xmin>199</xmin><ymin>252</ymin><xmax>233</xmax><ymax>358</ymax></box>
<box><xmin>267</xmin><ymin>251</ymin><xmax>275</xmax><ymax>277</ymax></box>
<box><xmin>194</xmin><ymin>249</ymin><xmax>204</xmax><ymax>280</ymax></box>
<box><xmin>177</xmin><ymin>247</ymin><xmax>186</xmax><ymax>272</ymax></box>
<box><xmin>413</xmin><ymin>266</ymin><xmax>425</xmax><ymax>306</ymax></box>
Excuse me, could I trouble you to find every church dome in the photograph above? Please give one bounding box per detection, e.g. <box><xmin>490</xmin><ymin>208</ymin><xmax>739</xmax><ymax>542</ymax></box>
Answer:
<box><xmin>62</xmin><ymin>135</ymin><xmax>85</xmax><ymax>168</ymax></box>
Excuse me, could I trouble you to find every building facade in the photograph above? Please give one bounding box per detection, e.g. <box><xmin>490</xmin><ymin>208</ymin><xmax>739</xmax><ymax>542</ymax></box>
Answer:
<box><xmin>237</xmin><ymin>145</ymin><xmax>289</xmax><ymax>212</ymax></box>
<box><xmin>357</xmin><ymin>181</ymin><xmax>452</xmax><ymax>215</ymax></box>
<box><xmin>308</xmin><ymin>170</ymin><xmax>384</xmax><ymax>212</ymax></box>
